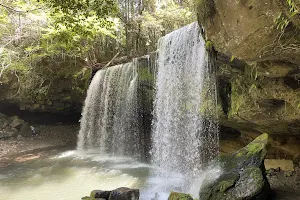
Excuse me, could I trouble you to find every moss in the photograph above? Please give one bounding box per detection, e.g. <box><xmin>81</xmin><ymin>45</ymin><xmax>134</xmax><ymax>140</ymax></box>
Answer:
<box><xmin>90</xmin><ymin>190</ymin><xmax>97</xmax><ymax>198</ymax></box>
<box><xmin>168</xmin><ymin>191</ymin><xmax>194</xmax><ymax>200</ymax></box>
<box><xmin>246</xmin><ymin>167</ymin><xmax>264</xmax><ymax>189</ymax></box>
<box><xmin>205</xmin><ymin>40</ymin><xmax>213</xmax><ymax>51</ymax></box>
<box><xmin>225</xmin><ymin>61</ymin><xmax>300</xmax><ymax>134</ymax></box>
<box><xmin>246</xmin><ymin>143</ymin><xmax>262</xmax><ymax>156</ymax></box>
<box><xmin>234</xmin><ymin>133</ymin><xmax>268</xmax><ymax>159</ymax></box>
<box><xmin>236</xmin><ymin>151</ymin><xmax>244</xmax><ymax>157</ymax></box>
<box><xmin>81</xmin><ymin>197</ymin><xmax>92</xmax><ymax>200</ymax></box>
<box><xmin>138</xmin><ymin>67</ymin><xmax>154</xmax><ymax>82</ymax></box>
<box><xmin>218</xmin><ymin>180</ymin><xmax>235</xmax><ymax>192</ymax></box>
<box><xmin>62</xmin><ymin>96</ymin><xmax>71</xmax><ymax>101</ymax></box>
<box><xmin>229</xmin><ymin>77</ymin><xmax>246</xmax><ymax>116</ymax></box>
<box><xmin>242</xmin><ymin>133</ymin><xmax>268</xmax><ymax>160</ymax></box>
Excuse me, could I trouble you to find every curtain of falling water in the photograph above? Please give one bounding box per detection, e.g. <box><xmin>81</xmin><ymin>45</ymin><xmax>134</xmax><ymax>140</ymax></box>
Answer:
<box><xmin>151</xmin><ymin>22</ymin><xmax>219</xmax><ymax>180</ymax></box>
<box><xmin>77</xmin><ymin>61</ymin><xmax>141</xmax><ymax>158</ymax></box>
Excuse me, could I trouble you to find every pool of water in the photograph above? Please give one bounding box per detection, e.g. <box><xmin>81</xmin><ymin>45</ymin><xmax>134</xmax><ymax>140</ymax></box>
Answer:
<box><xmin>0</xmin><ymin>149</ymin><xmax>220</xmax><ymax>200</ymax></box>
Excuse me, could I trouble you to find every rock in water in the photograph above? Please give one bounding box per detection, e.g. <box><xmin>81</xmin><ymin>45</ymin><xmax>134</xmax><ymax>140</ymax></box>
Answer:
<box><xmin>168</xmin><ymin>192</ymin><xmax>194</xmax><ymax>200</ymax></box>
<box><xmin>90</xmin><ymin>190</ymin><xmax>111</xmax><ymax>199</ymax></box>
<box><xmin>82</xmin><ymin>187</ymin><xmax>139</xmax><ymax>200</ymax></box>
<box><xmin>199</xmin><ymin>133</ymin><xmax>270</xmax><ymax>200</ymax></box>
<box><xmin>109</xmin><ymin>187</ymin><xmax>139</xmax><ymax>200</ymax></box>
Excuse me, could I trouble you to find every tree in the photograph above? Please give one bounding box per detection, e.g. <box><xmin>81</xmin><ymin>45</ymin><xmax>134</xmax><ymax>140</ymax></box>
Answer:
<box><xmin>0</xmin><ymin>0</ymin><xmax>195</xmax><ymax>101</ymax></box>
<box><xmin>0</xmin><ymin>0</ymin><xmax>119</xmax><ymax>100</ymax></box>
<box><xmin>38</xmin><ymin>0</ymin><xmax>118</xmax><ymax>18</ymax></box>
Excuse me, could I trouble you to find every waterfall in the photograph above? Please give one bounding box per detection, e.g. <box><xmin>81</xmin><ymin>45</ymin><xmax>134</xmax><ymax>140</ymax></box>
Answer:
<box><xmin>77</xmin><ymin>21</ymin><xmax>218</xmax><ymax>198</ymax></box>
<box><xmin>77</xmin><ymin>61</ymin><xmax>141</xmax><ymax>157</ymax></box>
<box><xmin>150</xmin><ymin>22</ymin><xmax>219</xmax><ymax>190</ymax></box>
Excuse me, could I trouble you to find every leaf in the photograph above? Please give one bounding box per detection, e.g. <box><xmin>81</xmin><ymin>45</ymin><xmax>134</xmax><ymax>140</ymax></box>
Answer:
<box><xmin>230</xmin><ymin>55</ymin><xmax>235</xmax><ymax>62</ymax></box>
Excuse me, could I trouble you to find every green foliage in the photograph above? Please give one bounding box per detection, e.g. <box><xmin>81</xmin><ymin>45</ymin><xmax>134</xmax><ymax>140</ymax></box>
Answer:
<box><xmin>274</xmin><ymin>0</ymin><xmax>299</xmax><ymax>30</ymax></box>
<box><xmin>250</xmin><ymin>65</ymin><xmax>258</xmax><ymax>81</ymax></box>
<box><xmin>230</xmin><ymin>55</ymin><xmax>235</xmax><ymax>62</ymax></box>
<box><xmin>274</xmin><ymin>12</ymin><xmax>290</xmax><ymax>30</ymax></box>
<box><xmin>36</xmin><ymin>11</ymin><xmax>119</xmax><ymax>59</ymax></box>
<box><xmin>0</xmin><ymin>0</ymin><xmax>120</xmax><ymax>100</ymax></box>
<box><xmin>126</xmin><ymin>2</ymin><xmax>194</xmax><ymax>55</ymax></box>
<box><xmin>38</xmin><ymin>0</ymin><xmax>118</xmax><ymax>19</ymax></box>
<box><xmin>0</xmin><ymin>0</ymin><xmax>194</xmax><ymax>102</ymax></box>
<box><xmin>286</xmin><ymin>0</ymin><xmax>298</xmax><ymax>15</ymax></box>
<box><xmin>205</xmin><ymin>40</ymin><xmax>213</xmax><ymax>51</ymax></box>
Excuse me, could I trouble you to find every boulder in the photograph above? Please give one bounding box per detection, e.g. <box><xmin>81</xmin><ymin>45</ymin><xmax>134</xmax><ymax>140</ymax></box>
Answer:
<box><xmin>199</xmin><ymin>133</ymin><xmax>270</xmax><ymax>200</ymax></box>
<box><xmin>0</xmin><ymin>130</ymin><xmax>15</xmax><ymax>140</ymax></box>
<box><xmin>82</xmin><ymin>187</ymin><xmax>139</xmax><ymax>200</ymax></box>
<box><xmin>168</xmin><ymin>191</ymin><xmax>194</xmax><ymax>200</ymax></box>
<box><xmin>0</xmin><ymin>119</ymin><xmax>8</xmax><ymax>129</ymax></box>
<box><xmin>0</xmin><ymin>113</ymin><xmax>9</xmax><ymax>129</ymax></box>
<box><xmin>81</xmin><ymin>197</ymin><xmax>105</xmax><ymax>200</ymax></box>
<box><xmin>109</xmin><ymin>187</ymin><xmax>139</xmax><ymax>200</ymax></box>
<box><xmin>90</xmin><ymin>190</ymin><xmax>111</xmax><ymax>199</ymax></box>
<box><xmin>9</xmin><ymin>116</ymin><xmax>25</xmax><ymax>129</ymax></box>
<box><xmin>16</xmin><ymin>134</ymin><xmax>23</xmax><ymax>140</ymax></box>
<box><xmin>0</xmin><ymin>113</ymin><xmax>6</xmax><ymax>118</ymax></box>
<box><xmin>20</xmin><ymin>123</ymin><xmax>32</xmax><ymax>137</ymax></box>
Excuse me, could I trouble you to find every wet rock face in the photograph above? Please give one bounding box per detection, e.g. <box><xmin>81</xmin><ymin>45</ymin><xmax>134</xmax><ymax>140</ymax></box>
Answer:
<box><xmin>136</xmin><ymin>53</ymin><xmax>157</xmax><ymax>161</ymax></box>
<box><xmin>199</xmin><ymin>133</ymin><xmax>270</xmax><ymax>200</ymax></box>
<box><xmin>200</xmin><ymin>0</ymin><xmax>300</xmax><ymax>138</ymax></box>
<box><xmin>198</xmin><ymin>0</ymin><xmax>300</xmax><ymax>65</ymax></box>
<box><xmin>217</xmin><ymin>60</ymin><xmax>300</xmax><ymax>136</ymax></box>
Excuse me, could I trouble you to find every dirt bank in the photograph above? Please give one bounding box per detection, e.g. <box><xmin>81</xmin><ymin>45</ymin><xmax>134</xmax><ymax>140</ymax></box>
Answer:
<box><xmin>268</xmin><ymin>167</ymin><xmax>300</xmax><ymax>200</ymax></box>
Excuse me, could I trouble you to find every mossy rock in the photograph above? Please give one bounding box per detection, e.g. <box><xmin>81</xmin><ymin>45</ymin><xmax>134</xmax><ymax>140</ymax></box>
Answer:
<box><xmin>81</xmin><ymin>197</ymin><xmax>92</xmax><ymax>200</ymax></box>
<box><xmin>108</xmin><ymin>187</ymin><xmax>139</xmax><ymax>200</ymax></box>
<box><xmin>168</xmin><ymin>192</ymin><xmax>194</xmax><ymax>200</ymax></box>
<box><xmin>199</xmin><ymin>133</ymin><xmax>270</xmax><ymax>200</ymax></box>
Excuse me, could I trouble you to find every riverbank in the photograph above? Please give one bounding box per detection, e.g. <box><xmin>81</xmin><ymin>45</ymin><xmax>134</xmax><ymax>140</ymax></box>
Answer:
<box><xmin>0</xmin><ymin>124</ymin><xmax>79</xmax><ymax>168</ymax></box>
